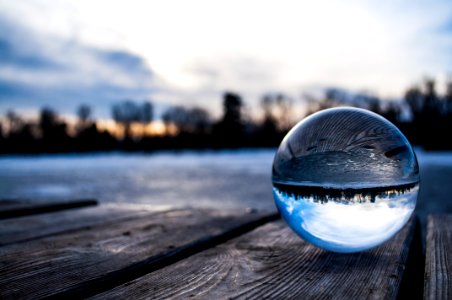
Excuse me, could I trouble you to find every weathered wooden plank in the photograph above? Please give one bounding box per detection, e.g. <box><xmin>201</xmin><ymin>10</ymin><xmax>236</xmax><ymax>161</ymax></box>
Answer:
<box><xmin>0</xmin><ymin>199</ymin><xmax>23</xmax><ymax>209</ymax></box>
<box><xmin>424</xmin><ymin>214</ymin><xmax>452</xmax><ymax>300</ymax></box>
<box><xmin>0</xmin><ymin>199</ymin><xmax>97</xmax><ymax>219</ymax></box>
<box><xmin>0</xmin><ymin>204</ymin><xmax>164</xmax><ymax>246</ymax></box>
<box><xmin>0</xmin><ymin>208</ymin><xmax>277</xmax><ymax>299</ymax></box>
<box><xmin>93</xmin><ymin>218</ymin><xmax>418</xmax><ymax>300</ymax></box>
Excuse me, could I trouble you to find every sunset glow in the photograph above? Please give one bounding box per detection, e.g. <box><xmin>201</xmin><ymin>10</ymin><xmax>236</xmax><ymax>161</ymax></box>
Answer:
<box><xmin>0</xmin><ymin>0</ymin><xmax>451</xmax><ymax>119</ymax></box>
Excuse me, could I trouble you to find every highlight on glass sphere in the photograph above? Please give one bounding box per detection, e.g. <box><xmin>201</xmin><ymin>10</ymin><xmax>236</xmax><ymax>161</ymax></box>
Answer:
<box><xmin>272</xmin><ymin>107</ymin><xmax>419</xmax><ymax>253</ymax></box>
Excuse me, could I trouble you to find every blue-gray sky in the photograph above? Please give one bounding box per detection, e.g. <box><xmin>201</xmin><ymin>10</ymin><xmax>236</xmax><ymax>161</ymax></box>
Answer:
<box><xmin>0</xmin><ymin>0</ymin><xmax>451</xmax><ymax>120</ymax></box>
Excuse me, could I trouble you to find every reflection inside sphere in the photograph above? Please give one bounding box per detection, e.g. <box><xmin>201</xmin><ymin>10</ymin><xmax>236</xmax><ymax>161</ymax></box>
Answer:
<box><xmin>272</xmin><ymin>107</ymin><xmax>419</xmax><ymax>253</ymax></box>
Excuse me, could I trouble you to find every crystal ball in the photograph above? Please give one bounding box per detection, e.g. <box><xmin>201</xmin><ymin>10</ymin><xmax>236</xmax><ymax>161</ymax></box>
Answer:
<box><xmin>272</xmin><ymin>107</ymin><xmax>419</xmax><ymax>253</ymax></box>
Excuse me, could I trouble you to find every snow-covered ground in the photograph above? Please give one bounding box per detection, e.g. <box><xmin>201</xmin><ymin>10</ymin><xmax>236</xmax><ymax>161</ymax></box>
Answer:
<box><xmin>0</xmin><ymin>150</ymin><xmax>276</xmax><ymax>210</ymax></box>
<box><xmin>0</xmin><ymin>149</ymin><xmax>451</xmax><ymax>218</ymax></box>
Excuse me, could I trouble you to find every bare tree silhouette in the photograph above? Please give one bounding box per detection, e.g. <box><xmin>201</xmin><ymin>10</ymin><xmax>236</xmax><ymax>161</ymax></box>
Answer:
<box><xmin>162</xmin><ymin>106</ymin><xmax>211</xmax><ymax>135</ymax></box>
<box><xmin>112</xmin><ymin>101</ymin><xmax>141</xmax><ymax>138</ymax></box>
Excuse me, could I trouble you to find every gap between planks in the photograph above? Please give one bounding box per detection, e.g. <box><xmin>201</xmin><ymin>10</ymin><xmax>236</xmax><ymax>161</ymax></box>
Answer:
<box><xmin>49</xmin><ymin>211</ymin><xmax>279</xmax><ymax>300</ymax></box>
<box><xmin>0</xmin><ymin>199</ymin><xmax>98</xmax><ymax>219</ymax></box>
<box><xmin>92</xmin><ymin>217</ymin><xmax>421</xmax><ymax>300</ymax></box>
<box><xmin>0</xmin><ymin>206</ymin><xmax>278</xmax><ymax>300</ymax></box>
<box><xmin>0</xmin><ymin>204</ymin><xmax>170</xmax><ymax>246</ymax></box>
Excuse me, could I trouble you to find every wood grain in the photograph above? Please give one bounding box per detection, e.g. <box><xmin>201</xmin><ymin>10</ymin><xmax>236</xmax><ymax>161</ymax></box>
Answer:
<box><xmin>93</xmin><ymin>218</ymin><xmax>418</xmax><ymax>300</ymax></box>
<box><xmin>0</xmin><ymin>199</ymin><xmax>97</xmax><ymax>219</ymax></box>
<box><xmin>0</xmin><ymin>204</ymin><xmax>162</xmax><ymax>246</ymax></box>
<box><xmin>424</xmin><ymin>214</ymin><xmax>452</xmax><ymax>300</ymax></box>
<box><xmin>0</xmin><ymin>207</ymin><xmax>276</xmax><ymax>299</ymax></box>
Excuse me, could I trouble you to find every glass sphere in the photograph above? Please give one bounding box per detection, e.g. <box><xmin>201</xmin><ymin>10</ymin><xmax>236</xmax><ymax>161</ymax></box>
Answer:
<box><xmin>272</xmin><ymin>107</ymin><xmax>419</xmax><ymax>253</ymax></box>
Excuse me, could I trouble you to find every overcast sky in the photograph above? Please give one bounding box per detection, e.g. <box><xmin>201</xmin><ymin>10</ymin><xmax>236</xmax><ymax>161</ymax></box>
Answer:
<box><xmin>0</xmin><ymin>0</ymin><xmax>451</xmax><ymax>120</ymax></box>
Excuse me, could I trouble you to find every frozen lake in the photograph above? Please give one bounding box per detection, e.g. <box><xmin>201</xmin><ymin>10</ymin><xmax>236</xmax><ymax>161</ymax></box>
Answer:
<box><xmin>0</xmin><ymin>149</ymin><xmax>276</xmax><ymax>210</ymax></box>
<box><xmin>1</xmin><ymin>148</ymin><xmax>452</xmax><ymax>218</ymax></box>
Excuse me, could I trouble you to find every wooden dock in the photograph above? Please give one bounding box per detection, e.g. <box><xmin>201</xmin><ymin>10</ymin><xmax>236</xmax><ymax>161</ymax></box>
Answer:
<box><xmin>0</xmin><ymin>200</ymin><xmax>449</xmax><ymax>299</ymax></box>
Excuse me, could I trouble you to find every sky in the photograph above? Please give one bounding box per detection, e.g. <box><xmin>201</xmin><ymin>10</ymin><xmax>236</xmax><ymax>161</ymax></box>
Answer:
<box><xmin>0</xmin><ymin>0</ymin><xmax>451</xmax><ymax>121</ymax></box>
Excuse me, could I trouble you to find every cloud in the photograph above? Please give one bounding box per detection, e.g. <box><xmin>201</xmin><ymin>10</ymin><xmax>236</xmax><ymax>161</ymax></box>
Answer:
<box><xmin>0</xmin><ymin>12</ymin><xmax>154</xmax><ymax>118</ymax></box>
<box><xmin>0</xmin><ymin>0</ymin><xmax>451</xmax><ymax>119</ymax></box>
<box><xmin>133</xmin><ymin>0</ymin><xmax>452</xmax><ymax>97</ymax></box>
<box><xmin>151</xmin><ymin>56</ymin><xmax>282</xmax><ymax>114</ymax></box>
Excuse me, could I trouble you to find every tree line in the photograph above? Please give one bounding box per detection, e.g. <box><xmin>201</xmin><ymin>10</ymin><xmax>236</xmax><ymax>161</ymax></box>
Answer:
<box><xmin>305</xmin><ymin>78</ymin><xmax>452</xmax><ymax>149</ymax></box>
<box><xmin>0</xmin><ymin>78</ymin><xmax>451</xmax><ymax>154</ymax></box>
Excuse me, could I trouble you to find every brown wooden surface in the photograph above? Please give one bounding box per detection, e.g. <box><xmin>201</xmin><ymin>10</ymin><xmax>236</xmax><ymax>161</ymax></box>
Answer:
<box><xmin>424</xmin><ymin>214</ymin><xmax>452</xmax><ymax>300</ymax></box>
<box><xmin>93</xmin><ymin>218</ymin><xmax>418</xmax><ymax>300</ymax></box>
<box><xmin>0</xmin><ymin>206</ymin><xmax>276</xmax><ymax>299</ymax></box>
<box><xmin>0</xmin><ymin>199</ymin><xmax>97</xmax><ymax>219</ymax></box>
<box><xmin>0</xmin><ymin>204</ymin><xmax>166</xmax><ymax>246</ymax></box>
